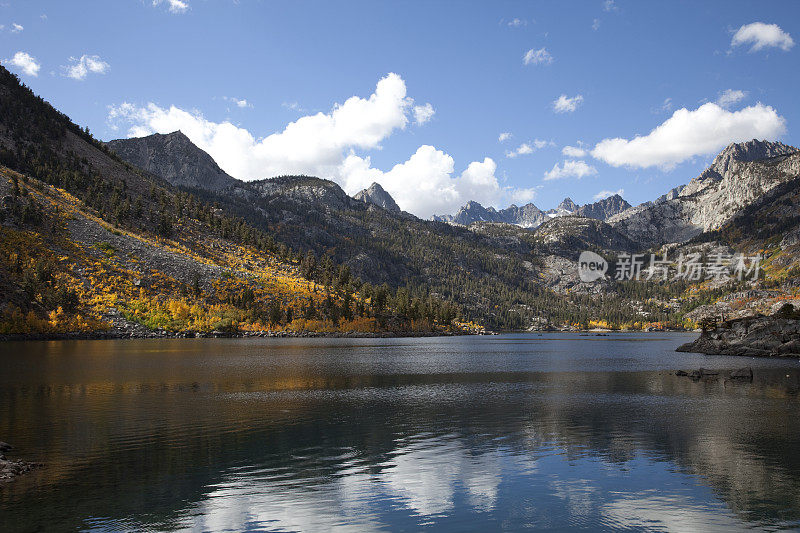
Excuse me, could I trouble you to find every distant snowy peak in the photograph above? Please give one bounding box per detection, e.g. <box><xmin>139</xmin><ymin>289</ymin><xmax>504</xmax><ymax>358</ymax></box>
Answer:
<box><xmin>433</xmin><ymin>195</ymin><xmax>629</xmax><ymax>229</ymax></box>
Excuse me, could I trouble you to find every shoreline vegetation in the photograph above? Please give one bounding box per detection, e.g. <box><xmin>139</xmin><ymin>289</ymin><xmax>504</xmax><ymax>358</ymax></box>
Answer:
<box><xmin>0</xmin><ymin>326</ymin><xmax>696</xmax><ymax>342</ymax></box>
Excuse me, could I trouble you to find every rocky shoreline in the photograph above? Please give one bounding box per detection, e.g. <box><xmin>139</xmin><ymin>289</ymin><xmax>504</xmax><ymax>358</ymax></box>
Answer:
<box><xmin>677</xmin><ymin>313</ymin><xmax>800</xmax><ymax>357</ymax></box>
<box><xmin>0</xmin><ymin>442</ymin><xmax>42</xmax><ymax>483</ymax></box>
<box><xmin>0</xmin><ymin>328</ymin><xmax>485</xmax><ymax>342</ymax></box>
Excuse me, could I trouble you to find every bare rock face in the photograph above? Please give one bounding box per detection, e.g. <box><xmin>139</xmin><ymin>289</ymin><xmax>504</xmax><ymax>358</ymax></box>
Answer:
<box><xmin>107</xmin><ymin>131</ymin><xmax>241</xmax><ymax>192</ymax></box>
<box><xmin>250</xmin><ymin>175</ymin><xmax>356</xmax><ymax>210</ymax></box>
<box><xmin>0</xmin><ymin>441</ymin><xmax>42</xmax><ymax>481</ymax></box>
<box><xmin>432</xmin><ymin>200</ymin><xmax>549</xmax><ymax>228</ymax></box>
<box><xmin>609</xmin><ymin>139</ymin><xmax>799</xmax><ymax>246</ymax></box>
<box><xmin>574</xmin><ymin>194</ymin><xmax>631</xmax><ymax>220</ymax></box>
<box><xmin>677</xmin><ymin>315</ymin><xmax>800</xmax><ymax>357</ymax></box>
<box><xmin>431</xmin><ymin>194</ymin><xmax>631</xmax><ymax>230</ymax></box>
<box><xmin>534</xmin><ymin>216</ymin><xmax>639</xmax><ymax>254</ymax></box>
<box><xmin>353</xmin><ymin>182</ymin><xmax>401</xmax><ymax>212</ymax></box>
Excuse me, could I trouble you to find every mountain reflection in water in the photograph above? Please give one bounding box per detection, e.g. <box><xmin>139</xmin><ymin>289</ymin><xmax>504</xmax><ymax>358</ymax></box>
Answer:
<box><xmin>1</xmin><ymin>334</ymin><xmax>798</xmax><ymax>531</ymax></box>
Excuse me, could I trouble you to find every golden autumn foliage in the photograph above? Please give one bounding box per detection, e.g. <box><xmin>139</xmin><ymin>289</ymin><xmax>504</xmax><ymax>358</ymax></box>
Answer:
<box><xmin>1</xmin><ymin>171</ymin><xmax>462</xmax><ymax>336</ymax></box>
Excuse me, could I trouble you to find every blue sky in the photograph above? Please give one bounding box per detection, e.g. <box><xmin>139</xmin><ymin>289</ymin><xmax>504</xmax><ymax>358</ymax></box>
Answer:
<box><xmin>1</xmin><ymin>1</ymin><xmax>798</xmax><ymax>217</ymax></box>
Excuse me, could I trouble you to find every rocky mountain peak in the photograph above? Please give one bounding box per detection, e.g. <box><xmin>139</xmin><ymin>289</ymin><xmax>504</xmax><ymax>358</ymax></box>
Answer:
<box><xmin>558</xmin><ymin>197</ymin><xmax>578</xmax><ymax>212</ymax></box>
<box><xmin>575</xmin><ymin>194</ymin><xmax>632</xmax><ymax>220</ymax></box>
<box><xmin>697</xmin><ymin>139</ymin><xmax>798</xmax><ymax>184</ymax></box>
<box><xmin>353</xmin><ymin>182</ymin><xmax>401</xmax><ymax>212</ymax></box>
<box><xmin>107</xmin><ymin>131</ymin><xmax>240</xmax><ymax>193</ymax></box>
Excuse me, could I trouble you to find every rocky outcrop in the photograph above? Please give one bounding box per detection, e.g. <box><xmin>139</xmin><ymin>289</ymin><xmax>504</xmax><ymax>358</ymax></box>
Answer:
<box><xmin>0</xmin><ymin>441</ymin><xmax>42</xmax><ymax>481</ymax></box>
<box><xmin>431</xmin><ymin>195</ymin><xmax>631</xmax><ymax>229</ymax></box>
<box><xmin>609</xmin><ymin>140</ymin><xmax>799</xmax><ymax>246</ymax></box>
<box><xmin>574</xmin><ymin>194</ymin><xmax>631</xmax><ymax>220</ymax></box>
<box><xmin>677</xmin><ymin>315</ymin><xmax>800</xmax><ymax>357</ymax></box>
<box><xmin>534</xmin><ymin>216</ymin><xmax>639</xmax><ymax>254</ymax></box>
<box><xmin>353</xmin><ymin>182</ymin><xmax>401</xmax><ymax>212</ymax></box>
<box><xmin>107</xmin><ymin>131</ymin><xmax>242</xmax><ymax>192</ymax></box>
<box><xmin>250</xmin><ymin>175</ymin><xmax>357</xmax><ymax>210</ymax></box>
<box><xmin>432</xmin><ymin>200</ymin><xmax>549</xmax><ymax>228</ymax></box>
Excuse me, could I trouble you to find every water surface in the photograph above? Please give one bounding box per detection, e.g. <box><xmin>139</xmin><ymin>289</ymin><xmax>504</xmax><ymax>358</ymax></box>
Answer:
<box><xmin>1</xmin><ymin>333</ymin><xmax>799</xmax><ymax>531</ymax></box>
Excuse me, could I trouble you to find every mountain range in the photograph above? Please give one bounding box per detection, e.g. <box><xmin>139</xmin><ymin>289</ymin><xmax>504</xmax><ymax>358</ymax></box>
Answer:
<box><xmin>1</xmin><ymin>63</ymin><xmax>799</xmax><ymax>335</ymax></box>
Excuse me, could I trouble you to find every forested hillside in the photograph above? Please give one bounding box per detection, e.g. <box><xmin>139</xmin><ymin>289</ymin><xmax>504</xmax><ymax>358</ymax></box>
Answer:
<box><xmin>0</xmin><ymin>66</ymin><xmax>465</xmax><ymax>337</ymax></box>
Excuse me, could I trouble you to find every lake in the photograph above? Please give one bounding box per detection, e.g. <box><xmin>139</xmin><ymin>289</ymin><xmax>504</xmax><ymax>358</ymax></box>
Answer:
<box><xmin>1</xmin><ymin>333</ymin><xmax>799</xmax><ymax>531</ymax></box>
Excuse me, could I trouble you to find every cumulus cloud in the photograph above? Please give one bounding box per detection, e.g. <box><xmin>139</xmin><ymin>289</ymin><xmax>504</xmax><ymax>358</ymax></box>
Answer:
<box><xmin>11</xmin><ymin>22</ymin><xmax>22</xmax><ymax>33</ymax></box>
<box><xmin>523</xmin><ymin>47</ymin><xmax>553</xmax><ymax>65</ymax></box>
<box><xmin>553</xmin><ymin>94</ymin><xmax>583</xmax><ymax>113</ymax></box>
<box><xmin>506</xmin><ymin>139</ymin><xmax>548</xmax><ymax>158</ymax></box>
<box><xmin>544</xmin><ymin>160</ymin><xmax>597</xmax><ymax>180</ymax></box>
<box><xmin>731</xmin><ymin>22</ymin><xmax>794</xmax><ymax>52</ymax></box>
<box><xmin>716</xmin><ymin>89</ymin><xmax>747</xmax><ymax>108</ymax></box>
<box><xmin>562</xmin><ymin>144</ymin><xmax>587</xmax><ymax>157</ymax></box>
<box><xmin>108</xmin><ymin>73</ymin><xmax>521</xmax><ymax>218</ymax></box>
<box><xmin>591</xmin><ymin>102</ymin><xmax>786</xmax><ymax>169</ymax></box>
<box><xmin>153</xmin><ymin>0</ymin><xmax>188</xmax><ymax>14</ymax></box>
<box><xmin>507</xmin><ymin>18</ymin><xmax>527</xmax><ymax>27</ymax></box>
<box><xmin>498</xmin><ymin>132</ymin><xmax>512</xmax><ymax>143</ymax></box>
<box><xmin>413</xmin><ymin>103</ymin><xmax>435</xmax><ymax>125</ymax></box>
<box><xmin>63</xmin><ymin>55</ymin><xmax>109</xmax><ymax>80</ymax></box>
<box><xmin>592</xmin><ymin>18</ymin><xmax>601</xmax><ymax>31</ymax></box>
<box><xmin>593</xmin><ymin>188</ymin><xmax>624</xmax><ymax>201</ymax></box>
<box><xmin>511</xmin><ymin>187</ymin><xmax>538</xmax><ymax>204</ymax></box>
<box><xmin>5</xmin><ymin>51</ymin><xmax>40</xmax><ymax>76</ymax></box>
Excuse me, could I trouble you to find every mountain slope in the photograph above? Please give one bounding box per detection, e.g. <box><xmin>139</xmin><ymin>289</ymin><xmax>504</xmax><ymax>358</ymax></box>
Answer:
<box><xmin>106</xmin><ymin>131</ymin><xmax>242</xmax><ymax>193</ymax></box>
<box><xmin>353</xmin><ymin>182</ymin><xmax>401</xmax><ymax>212</ymax></box>
<box><xmin>609</xmin><ymin>140</ymin><xmax>800</xmax><ymax>246</ymax></box>
<box><xmin>575</xmin><ymin>194</ymin><xmax>631</xmax><ymax>220</ymax></box>
<box><xmin>433</xmin><ymin>194</ymin><xmax>630</xmax><ymax>229</ymax></box>
<box><xmin>0</xmin><ymin>65</ymin><xmax>464</xmax><ymax>336</ymax></box>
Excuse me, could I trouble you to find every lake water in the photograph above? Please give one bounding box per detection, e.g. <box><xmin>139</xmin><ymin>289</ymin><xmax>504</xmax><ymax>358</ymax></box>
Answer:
<box><xmin>1</xmin><ymin>333</ymin><xmax>799</xmax><ymax>532</ymax></box>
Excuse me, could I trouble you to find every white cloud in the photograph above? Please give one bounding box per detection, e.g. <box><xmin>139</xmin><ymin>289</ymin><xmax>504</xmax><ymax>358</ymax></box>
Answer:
<box><xmin>507</xmin><ymin>143</ymin><xmax>533</xmax><ymax>158</ymax></box>
<box><xmin>731</xmin><ymin>22</ymin><xmax>794</xmax><ymax>52</ymax></box>
<box><xmin>281</xmin><ymin>101</ymin><xmax>306</xmax><ymax>112</ymax></box>
<box><xmin>593</xmin><ymin>188</ymin><xmax>624</xmax><ymax>201</ymax></box>
<box><xmin>108</xmin><ymin>73</ymin><xmax>522</xmax><ymax>218</ymax></box>
<box><xmin>544</xmin><ymin>160</ymin><xmax>598</xmax><ymax>180</ymax></box>
<box><xmin>63</xmin><ymin>55</ymin><xmax>109</xmax><ymax>80</ymax></box>
<box><xmin>498</xmin><ymin>132</ymin><xmax>512</xmax><ymax>143</ymax></box>
<box><xmin>603</xmin><ymin>0</ymin><xmax>618</xmax><ymax>12</ymax></box>
<box><xmin>340</xmin><ymin>148</ymin><xmax>511</xmax><ymax>217</ymax></box>
<box><xmin>153</xmin><ymin>0</ymin><xmax>188</xmax><ymax>14</ymax></box>
<box><xmin>562</xmin><ymin>144</ymin><xmax>587</xmax><ymax>158</ymax></box>
<box><xmin>507</xmin><ymin>18</ymin><xmax>528</xmax><ymax>27</ymax></box>
<box><xmin>5</xmin><ymin>51</ymin><xmax>40</xmax><ymax>77</ymax></box>
<box><xmin>511</xmin><ymin>187</ymin><xmax>538</xmax><ymax>204</ymax></box>
<box><xmin>591</xmin><ymin>102</ymin><xmax>786</xmax><ymax>169</ymax></box>
<box><xmin>523</xmin><ymin>47</ymin><xmax>553</xmax><ymax>65</ymax></box>
<box><xmin>592</xmin><ymin>18</ymin><xmax>601</xmax><ymax>31</ymax></box>
<box><xmin>223</xmin><ymin>96</ymin><xmax>252</xmax><ymax>109</ymax></box>
<box><xmin>506</xmin><ymin>139</ymin><xmax>549</xmax><ymax>158</ymax></box>
<box><xmin>553</xmin><ymin>94</ymin><xmax>584</xmax><ymax>113</ymax></box>
<box><xmin>653</xmin><ymin>97</ymin><xmax>673</xmax><ymax>114</ymax></box>
<box><xmin>413</xmin><ymin>102</ymin><xmax>435</xmax><ymax>125</ymax></box>
<box><xmin>11</xmin><ymin>22</ymin><xmax>22</xmax><ymax>33</ymax></box>
<box><xmin>716</xmin><ymin>89</ymin><xmax>747</xmax><ymax>108</ymax></box>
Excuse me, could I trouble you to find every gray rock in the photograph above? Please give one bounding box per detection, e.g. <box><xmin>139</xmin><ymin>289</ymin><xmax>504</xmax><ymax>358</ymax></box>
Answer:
<box><xmin>729</xmin><ymin>367</ymin><xmax>753</xmax><ymax>381</ymax></box>
<box><xmin>353</xmin><ymin>182</ymin><xmax>401</xmax><ymax>212</ymax></box>
<box><xmin>677</xmin><ymin>315</ymin><xmax>800</xmax><ymax>357</ymax></box>
<box><xmin>574</xmin><ymin>194</ymin><xmax>632</xmax><ymax>220</ymax></box>
<box><xmin>609</xmin><ymin>140</ymin><xmax>799</xmax><ymax>246</ymax></box>
<box><xmin>107</xmin><ymin>131</ymin><xmax>242</xmax><ymax>193</ymax></box>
